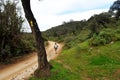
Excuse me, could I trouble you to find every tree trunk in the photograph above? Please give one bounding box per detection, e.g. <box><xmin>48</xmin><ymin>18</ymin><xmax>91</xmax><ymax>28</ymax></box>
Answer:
<box><xmin>21</xmin><ymin>0</ymin><xmax>52</xmax><ymax>77</ymax></box>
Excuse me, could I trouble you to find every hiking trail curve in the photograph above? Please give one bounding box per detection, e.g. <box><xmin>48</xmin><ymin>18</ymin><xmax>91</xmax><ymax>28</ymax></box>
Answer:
<box><xmin>0</xmin><ymin>41</ymin><xmax>63</xmax><ymax>80</ymax></box>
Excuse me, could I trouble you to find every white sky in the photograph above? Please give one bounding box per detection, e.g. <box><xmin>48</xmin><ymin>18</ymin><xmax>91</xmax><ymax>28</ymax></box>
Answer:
<box><xmin>20</xmin><ymin>0</ymin><xmax>115</xmax><ymax>32</ymax></box>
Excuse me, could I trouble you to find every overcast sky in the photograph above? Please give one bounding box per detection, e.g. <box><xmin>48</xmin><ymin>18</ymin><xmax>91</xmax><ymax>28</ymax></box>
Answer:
<box><xmin>20</xmin><ymin>0</ymin><xmax>115</xmax><ymax>31</ymax></box>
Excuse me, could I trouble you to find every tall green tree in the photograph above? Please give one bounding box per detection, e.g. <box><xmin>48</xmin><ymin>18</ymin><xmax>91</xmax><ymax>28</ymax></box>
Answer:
<box><xmin>0</xmin><ymin>0</ymin><xmax>25</xmax><ymax>62</ymax></box>
<box><xmin>88</xmin><ymin>12</ymin><xmax>111</xmax><ymax>37</ymax></box>
<box><xmin>21</xmin><ymin>0</ymin><xmax>52</xmax><ymax>77</ymax></box>
<box><xmin>109</xmin><ymin>0</ymin><xmax>120</xmax><ymax>19</ymax></box>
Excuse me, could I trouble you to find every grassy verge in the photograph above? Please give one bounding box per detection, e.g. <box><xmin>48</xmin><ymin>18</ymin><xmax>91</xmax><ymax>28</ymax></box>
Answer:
<box><xmin>30</xmin><ymin>61</ymin><xmax>81</xmax><ymax>80</ymax></box>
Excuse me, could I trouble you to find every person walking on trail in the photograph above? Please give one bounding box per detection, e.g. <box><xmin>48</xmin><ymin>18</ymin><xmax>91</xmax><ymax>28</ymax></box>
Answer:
<box><xmin>54</xmin><ymin>43</ymin><xmax>58</xmax><ymax>54</ymax></box>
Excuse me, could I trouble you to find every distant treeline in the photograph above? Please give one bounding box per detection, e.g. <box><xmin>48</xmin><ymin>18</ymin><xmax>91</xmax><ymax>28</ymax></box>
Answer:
<box><xmin>43</xmin><ymin>12</ymin><xmax>120</xmax><ymax>49</ymax></box>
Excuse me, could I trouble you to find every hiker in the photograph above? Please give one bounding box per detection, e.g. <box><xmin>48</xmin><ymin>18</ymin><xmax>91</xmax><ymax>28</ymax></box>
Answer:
<box><xmin>54</xmin><ymin>43</ymin><xmax>58</xmax><ymax>53</ymax></box>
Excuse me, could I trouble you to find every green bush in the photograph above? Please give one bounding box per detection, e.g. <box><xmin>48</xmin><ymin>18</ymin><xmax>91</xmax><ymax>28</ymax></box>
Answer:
<box><xmin>89</xmin><ymin>28</ymin><xmax>120</xmax><ymax>46</ymax></box>
<box><xmin>0</xmin><ymin>1</ymin><xmax>36</xmax><ymax>63</ymax></box>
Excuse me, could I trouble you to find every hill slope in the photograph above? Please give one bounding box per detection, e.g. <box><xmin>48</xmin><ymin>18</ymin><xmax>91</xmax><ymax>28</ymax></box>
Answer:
<box><xmin>31</xmin><ymin>41</ymin><xmax>120</xmax><ymax>80</ymax></box>
<box><xmin>31</xmin><ymin>12</ymin><xmax>120</xmax><ymax>80</ymax></box>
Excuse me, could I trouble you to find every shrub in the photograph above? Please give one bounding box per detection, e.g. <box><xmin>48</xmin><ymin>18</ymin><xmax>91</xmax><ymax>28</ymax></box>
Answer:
<box><xmin>89</xmin><ymin>28</ymin><xmax>120</xmax><ymax>46</ymax></box>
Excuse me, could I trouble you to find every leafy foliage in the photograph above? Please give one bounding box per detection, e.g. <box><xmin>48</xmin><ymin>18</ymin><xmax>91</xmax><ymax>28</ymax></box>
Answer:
<box><xmin>109</xmin><ymin>0</ymin><xmax>120</xmax><ymax>19</ymax></box>
<box><xmin>42</xmin><ymin>20</ymin><xmax>87</xmax><ymax>41</ymax></box>
<box><xmin>0</xmin><ymin>1</ymin><xmax>35</xmax><ymax>63</ymax></box>
<box><xmin>89</xmin><ymin>28</ymin><xmax>120</xmax><ymax>46</ymax></box>
<box><xmin>88</xmin><ymin>12</ymin><xmax>111</xmax><ymax>36</ymax></box>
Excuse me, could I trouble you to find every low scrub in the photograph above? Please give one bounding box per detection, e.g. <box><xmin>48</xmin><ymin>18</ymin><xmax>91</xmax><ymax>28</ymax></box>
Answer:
<box><xmin>89</xmin><ymin>28</ymin><xmax>120</xmax><ymax>46</ymax></box>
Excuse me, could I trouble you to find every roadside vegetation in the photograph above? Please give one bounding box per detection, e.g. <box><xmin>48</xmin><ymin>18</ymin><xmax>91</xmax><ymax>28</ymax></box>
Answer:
<box><xmin>0</xmin><ymin>1</ymin><xmax>36</xmax><ymax>63</ymax></box>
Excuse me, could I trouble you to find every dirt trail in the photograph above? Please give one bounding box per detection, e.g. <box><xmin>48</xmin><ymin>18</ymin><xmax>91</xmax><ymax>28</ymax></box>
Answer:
<box><xmin>0</xmin><ymin>41</ymin><xmax>63</xmax><ymax>80</ymax></box>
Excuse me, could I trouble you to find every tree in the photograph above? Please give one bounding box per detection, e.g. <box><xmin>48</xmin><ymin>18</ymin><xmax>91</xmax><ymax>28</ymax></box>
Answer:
<box><xmin>20</xmin><ymin>0</ymin><xmax>52</xmax><ymax>77</ymax></box>
<box><xmin>0</xmin><ymin>0</ymin><xmax>25</xmax><ymax>62</ymax></box>
<box><xmin>88</xmin><ymin>12</ymin><xmax>111</xmax><ymax>38</ymax></box>
<box><xmin>109</xmin><ymin>0</ymin><xmax>120</xmax><ymax>19</ymax></box>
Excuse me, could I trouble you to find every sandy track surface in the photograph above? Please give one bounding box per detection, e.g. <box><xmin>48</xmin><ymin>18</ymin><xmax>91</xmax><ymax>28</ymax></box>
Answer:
<box><xmin>0</xmin><ymin>41</ymin><xmax>63</xmax><ymax>80</ymax></box>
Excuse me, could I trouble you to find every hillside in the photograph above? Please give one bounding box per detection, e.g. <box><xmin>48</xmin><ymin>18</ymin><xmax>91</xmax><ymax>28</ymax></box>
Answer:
<box><xmin>42</xmin><ymin>20</ymin><xmax>88</xmax><ymax>42</ymax></box>
<box><xmin>31</xmin><ymin>40</ymin><xmax>120</xmax><ymax>80</ymax></box>
<box><xmin>33</xmin><ymin>11</ymin><xmax>120</xmax><ymax>80</ymax></box>
<box><xmin>43</xmin><ymin>12</ymin><xmax>120</xmax><ymax>49</ymax></box>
